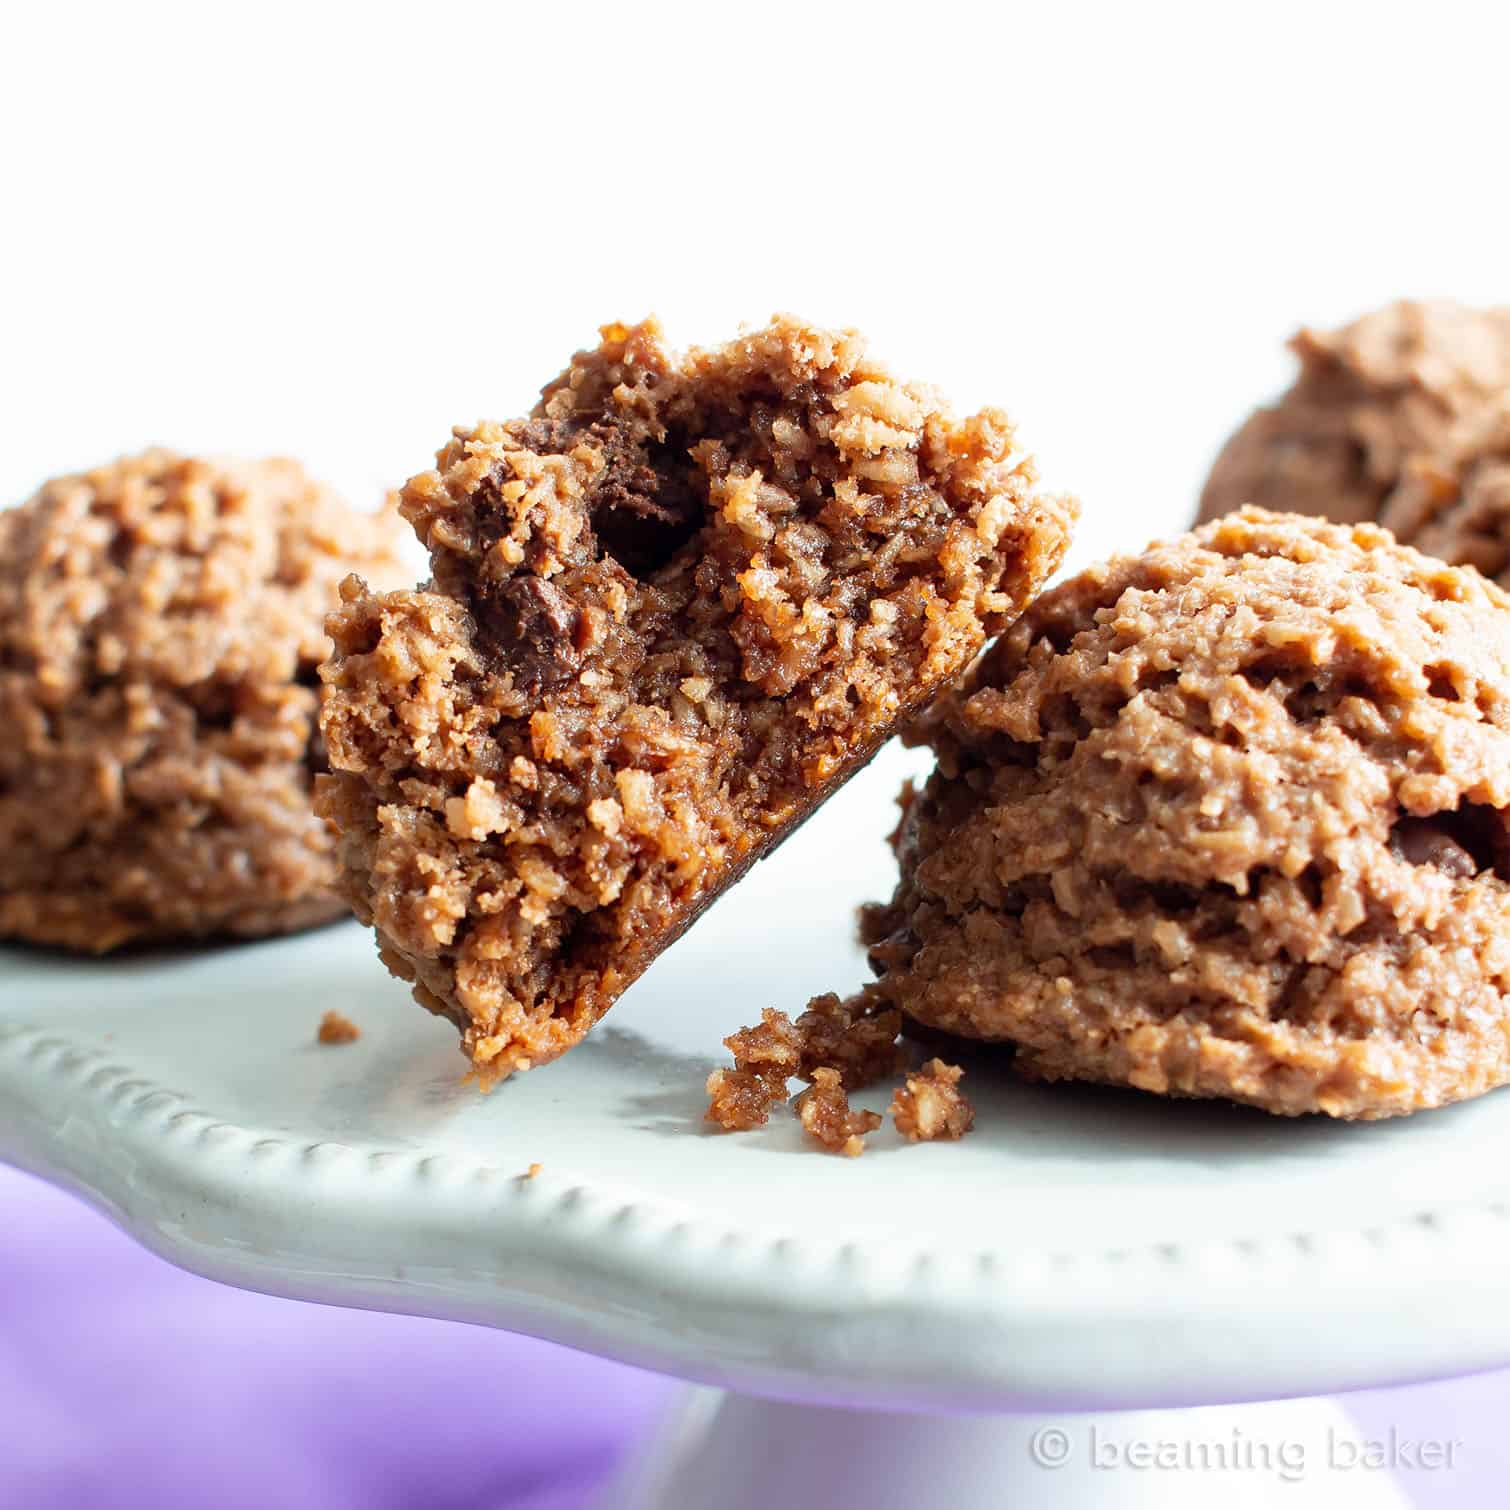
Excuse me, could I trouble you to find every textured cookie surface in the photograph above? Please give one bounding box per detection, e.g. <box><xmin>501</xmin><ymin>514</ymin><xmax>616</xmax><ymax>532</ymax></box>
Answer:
<box><xmin>0</xmin><ymin>451</ymin><xmax>406</xmax><ymax>951</ymax></box>
<box><xmin>1198</xmin><ymin>301</ymin><xmax>1510</xmax><ymax>586</ymax></box>
<box><xmin>318</xmin><ymin>317</ymin><xmax>1076</xmax><ymax>1079</ymax></box>
<box><xmin>863</xmin><ymin>509</ymin><xmax>1510</xmax><ymax>1119</ymax></box>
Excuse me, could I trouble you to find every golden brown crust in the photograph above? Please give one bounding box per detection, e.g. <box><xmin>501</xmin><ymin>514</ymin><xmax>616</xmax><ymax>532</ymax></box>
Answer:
<box><xmin>1198</xmin><ymin>301</ymin><xmax>1510</xmax><ymax>586</ymax></box>
<box><xmin>320</xmin><ymin>317</ymin><xmax>1076</xmax><ymax>1079</ymax></box>
<box><xmin>866</xmin><ymin>508</ymin><xmax>1510</xmax><ymax>1120</ymax></box>
<box><xmin>0</xmin><ymin>451</ymin><xmax>406</xmax><ymax>951</ymax></box>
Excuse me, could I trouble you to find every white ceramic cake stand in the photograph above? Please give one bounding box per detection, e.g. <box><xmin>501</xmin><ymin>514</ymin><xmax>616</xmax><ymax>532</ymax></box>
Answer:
<box><xmin>1</xmin><ymin>752</ymin><xmax>1502</xmax><ymax>1509</ymax></box>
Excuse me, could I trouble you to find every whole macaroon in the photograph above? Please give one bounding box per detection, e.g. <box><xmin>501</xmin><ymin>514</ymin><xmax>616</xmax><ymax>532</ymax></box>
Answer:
<box><xmin>1198</xmin><ymin>301</ymin><xmax>1510</xmax><ymax>587</ymax></box>
<box><xmin>862</xmin><ymin>508</ymin><xmax>1510</xmax><ymax>1119</ymax></box>
<box><xmin>0</xmin><ymin>451</ymin><xmax>407</xmax><ymax>951</ymax></box>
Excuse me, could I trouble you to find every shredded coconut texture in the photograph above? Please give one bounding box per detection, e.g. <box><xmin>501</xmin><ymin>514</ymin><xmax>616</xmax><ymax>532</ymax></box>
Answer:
<box><xmin>0</xmin><ymin>451</ymin><xmax>406</xmax><ymax>951</ymax></box>
<box><xmin>319</xmin><ymin>316</ymin><xmax>1076</xmax><ymax>1080</ymax></box>
<box><xmin>891</xmin><ymin>1059</ymin><xmax>975</xmax><ymax>1141</ymax></box>
<box><xmin>796</xmin><ymin>1067</ymin><xmax>882</xmax><ymax>1156</ymax></box>
<box><xmin>864</xmin><ymin>509</ymin><xmax>1510</xmax><ymax>1119</ymax></box>
<box><xmin>1199</xmin><ymin>301</ymin><xmax>1510</xmax><ymax>587</ymax></box>
<box><xmin>703</xmin><ymin>994</ymin><xmax>907</xmax><ymax>1132</ymax></box>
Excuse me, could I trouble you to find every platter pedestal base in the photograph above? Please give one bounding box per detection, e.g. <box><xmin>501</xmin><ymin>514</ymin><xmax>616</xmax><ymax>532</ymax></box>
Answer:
<box><xmin>600</xmin><ymin>1389</ymin><xmax>1410</xmax><ymax>1510</ymax></box>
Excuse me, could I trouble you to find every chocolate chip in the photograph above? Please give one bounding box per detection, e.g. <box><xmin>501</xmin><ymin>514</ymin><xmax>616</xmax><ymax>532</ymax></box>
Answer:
<box><xmin>1389</xmin><ymin>817</ymin><xmax>1479</xmax><ymax>879</ymax></box>
<box><xmin>480</xmin><ymin>575</ymin><xmax>582</xmax><ymax>691</ymax></box>
<box><xmin>589</xmin><ymin>434</ymin><xmax>703</xmax><ymax>577</ymax></box>
<box><xmin>1387</xmin><ymin>809</ymin><xmax>1510</xmax><ymax>881</ymax></box>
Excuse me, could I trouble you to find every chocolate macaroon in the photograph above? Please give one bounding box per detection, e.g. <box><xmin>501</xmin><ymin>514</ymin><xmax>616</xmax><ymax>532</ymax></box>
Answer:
<box><xmin>318</xmin><ymin>317</ymin><xmax>1076</xmax><ymax>1080</ymax></box>
<box><xmin>1199</xmin><ymin>300</ymin><xmax>1510</xmax><ymax>587</ymax></box>
<box><xmin>862</xmin><ymin>509</ymin><xmax>1510</xmax><ymax>1119</ymax></box>
<box><xmin>0</xmin><ymin>451</ymin><xmax>406</xmax><ymax>951</ymax></box>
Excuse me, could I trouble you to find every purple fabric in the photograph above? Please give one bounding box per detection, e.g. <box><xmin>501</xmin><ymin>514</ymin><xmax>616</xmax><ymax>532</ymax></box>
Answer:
<box><xmin>2</xmin><ymin>1162</ymin><xmax>1504</xmax><ymax>1507</ymax></box>
<box><xmin>1348</xmin><ymin>1373</ymin><xmax>1509</xmax><ymax>1506</ymax></box>
<box><xmin>0</xmin><ymin>1166</ymin><xmax>673</xmax><ymax>1509</ymax></box>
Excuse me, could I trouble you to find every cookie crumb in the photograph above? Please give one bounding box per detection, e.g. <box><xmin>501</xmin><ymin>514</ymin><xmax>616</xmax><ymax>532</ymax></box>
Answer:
<box><xmin>706</xmin><ymin>990</ymin><xmax>911</xmax><ymax>1142</ymax></box>
<box><xmin>705</xmin><ymin>1007</ymin><xmax>805</xmax><ymax>1129</ymax></box>
<box><xmin>891</xmin><ymin>1059</ymin><xmax>975</xmax><ymax>1142</ymax></box>
<box><xmin>725</xmin><ymin>1007</ymin><xmax>803</xmax><ymax>1084</ymax></box>
<box><xmin>796</xmin><ymin>1067</ymin><xmax>882</xmax><ymax>1157</ymax></box>
<box><xmin>793</xmin><ymin>990</ymin><xmax>906</xmax><ymax>1089</ymax></box>
<box><xmin>705</xmin><ymin>1067</ymin><xmax>788</xmax><ymax>1131</ymax></box>
<box><xmin>317</xmin><ymin>1010</ymin><xmax>361</xmax><ymax>1045</ymax></box>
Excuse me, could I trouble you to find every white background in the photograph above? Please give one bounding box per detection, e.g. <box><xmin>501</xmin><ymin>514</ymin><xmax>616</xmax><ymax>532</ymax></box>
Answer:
<box><xmin>3</xmin><ymin>1</ymin><xmax>1506</xmax><ymax>570</ymax></box>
